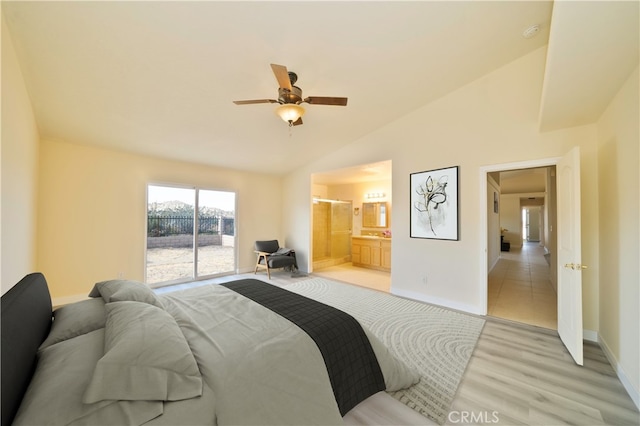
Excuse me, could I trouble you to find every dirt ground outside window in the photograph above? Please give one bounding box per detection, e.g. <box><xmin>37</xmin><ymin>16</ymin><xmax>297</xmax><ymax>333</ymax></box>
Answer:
<box><xmin>146</xmin><ymin>245</ymin><xmax>235</xmax><ymax>284</ymax></box>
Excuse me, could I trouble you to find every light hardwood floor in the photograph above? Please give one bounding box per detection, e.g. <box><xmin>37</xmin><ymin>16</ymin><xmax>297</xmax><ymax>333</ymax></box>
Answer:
<box><xmin>307</xmin><ymin>265</ymin><xmax>638</xmax><ymax>424</ymax></box>
<box><xmin>450</xmin><ymin>318</ymin><xmax>639</xmax><ymax>425</ymax></box>
<box><xmin>157</xmin><ymin>269</ymin><xmax>639</xmax><ymax>425</ymax></box>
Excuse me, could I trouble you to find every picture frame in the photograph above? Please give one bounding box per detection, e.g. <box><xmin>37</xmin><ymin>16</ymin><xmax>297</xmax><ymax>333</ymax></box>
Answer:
<box><xmin>410</xmin><ymin>166</ymin><xmax>459</xmax><ymax>240</ymax></box>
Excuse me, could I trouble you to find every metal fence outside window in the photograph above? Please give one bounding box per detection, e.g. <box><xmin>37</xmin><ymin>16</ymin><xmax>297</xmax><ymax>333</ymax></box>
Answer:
<box><xmin>148</xmin><ymin>216</ymin><xmax>234</xmax><ymax>237</ymax></box>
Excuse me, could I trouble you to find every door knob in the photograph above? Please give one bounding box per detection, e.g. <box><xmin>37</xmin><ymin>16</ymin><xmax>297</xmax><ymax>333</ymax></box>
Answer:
<box><xmin>564</xmin><ymin>263</ymin><xmax>588</xmax><ymax>270</ymax></box>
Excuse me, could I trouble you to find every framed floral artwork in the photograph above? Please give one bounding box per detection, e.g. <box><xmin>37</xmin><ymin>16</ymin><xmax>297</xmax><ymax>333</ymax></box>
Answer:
<box><xmin>410</xmin><ymin>166</ymin><xmax>459</xmax><ymax>240</ymax></box>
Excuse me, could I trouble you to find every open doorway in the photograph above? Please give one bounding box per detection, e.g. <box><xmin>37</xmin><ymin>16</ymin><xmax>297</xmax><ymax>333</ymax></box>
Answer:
<box><xmin>523</xmin><ymin>205</ymin><xmax>542</xmax><ymax>242</ymax></box>
<box><xmin>481</xmin><ymin>148</ymin><xmax>584</xmax><ymax>365</ymax></box>
<box><xmin>486</xmin><ymin>166</ymin><xmax>558</xmax><ymax>329</ymax></box>
<box><xmin>310</xmin><ymin>160</ymin><xmax>392</xmax><ymax>292</ymax></box>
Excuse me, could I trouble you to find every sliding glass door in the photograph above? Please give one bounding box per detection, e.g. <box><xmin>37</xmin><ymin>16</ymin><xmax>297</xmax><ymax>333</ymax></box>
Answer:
<box><xmin>196</xmin><ymin>189</ymin><xmax>236</xmax><ymax>277</ymax></box>
<box><xmin>146</xmin><ymin>184</ymin><xmax>236</xmax><ymax>285</ymax></box>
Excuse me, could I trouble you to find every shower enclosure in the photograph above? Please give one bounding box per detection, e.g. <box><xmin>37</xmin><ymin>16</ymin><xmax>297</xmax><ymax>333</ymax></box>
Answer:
<box><xmin>312</xmin><ymin>199</ymin><xmax>352</xmax><ymax>270</ymax></box>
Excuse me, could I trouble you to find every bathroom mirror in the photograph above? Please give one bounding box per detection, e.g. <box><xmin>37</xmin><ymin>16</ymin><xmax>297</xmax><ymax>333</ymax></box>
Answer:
<box><xmin>362</xmin><ymin>202</ymin><xmax>388</xmax><ymax>228</ymax></box>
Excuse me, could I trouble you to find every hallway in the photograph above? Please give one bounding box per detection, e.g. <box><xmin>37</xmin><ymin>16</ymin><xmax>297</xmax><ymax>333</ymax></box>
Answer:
<box><xmin>488</xmin><ymin>242</ymin><xmax>557</xmax><ymax>329</ymax></box>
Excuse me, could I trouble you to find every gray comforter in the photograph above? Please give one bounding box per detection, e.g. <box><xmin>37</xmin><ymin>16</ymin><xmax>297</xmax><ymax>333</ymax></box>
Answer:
<box><xmin>13</xmin><ymin>279</ymin><xmax>418</xmax><ymax>425</ymax></box>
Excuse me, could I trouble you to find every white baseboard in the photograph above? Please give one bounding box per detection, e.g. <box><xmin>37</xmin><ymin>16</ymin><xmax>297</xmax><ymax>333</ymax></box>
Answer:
<box><xmin>583</xmin><ymin>329</ymin><xmax>598</xmax><ymax>342</ymax></box>
<box><xmin>598</xmin><ymin>333</ymin><xmax>640</xmax><ymax>410</ymax></box>
<box><xmin>489</xmin><ymin>257</ymin><xmax>500</xmax><ymax>273</ymax></box>
<box><xmin>390</xmin><ymin>287</ymin><xmax>482</xmax><ymax>315</ymax></box>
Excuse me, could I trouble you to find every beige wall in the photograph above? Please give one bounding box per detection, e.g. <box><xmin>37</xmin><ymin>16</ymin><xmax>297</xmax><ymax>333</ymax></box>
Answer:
<box><xmin>284</xmin><ymin>47</ymin><xmax>601</xmax><ymax>329</ymax></box>
<box><xmin>596</xmin><ymin>66</ymin><xmax>639</xmax><ymax>399</ymax></box>
<box><xmin>37</xmin><ymin>139</ymin><xmax>283</xmax><ymax>300</ymax></box>
<box><xmin>1</xmin><ymin>15</ymin><xmax>40</xmax><ymax>294</ymax></box>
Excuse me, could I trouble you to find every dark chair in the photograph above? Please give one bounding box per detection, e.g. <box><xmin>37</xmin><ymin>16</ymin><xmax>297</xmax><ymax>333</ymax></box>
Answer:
<box><xmin>254</xmin><ymin>240</ymin><xmax>297</xmax><ymax>279</ymax></box>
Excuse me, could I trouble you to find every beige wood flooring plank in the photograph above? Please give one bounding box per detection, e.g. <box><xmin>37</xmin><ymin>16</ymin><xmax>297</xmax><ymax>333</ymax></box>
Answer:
<box><xmin>447</xmin><ymin>394</ymin><xmax>526</xmax><ymax>425</ymax></box>
<box><xmin>454</xmin><ymin>318</ymin><xmax>640</xmax><ymax>425</ymax></box>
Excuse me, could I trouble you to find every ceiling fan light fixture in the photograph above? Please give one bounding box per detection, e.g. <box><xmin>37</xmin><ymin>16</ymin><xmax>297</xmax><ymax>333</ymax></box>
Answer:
<box><xmin>275</xmin><ymin>104</ymin><xmax>305</xmax><ymax>124</ymax></box>
<box><xmin>235</xmin><ymin>64</ymin><xmax>348</xmax><ymax>127</ymax></box>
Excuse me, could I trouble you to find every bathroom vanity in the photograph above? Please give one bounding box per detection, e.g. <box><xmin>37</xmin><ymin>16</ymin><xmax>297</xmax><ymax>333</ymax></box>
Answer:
<box><xmin>351</xmin><ymin>236</ymin><xmax>391</xmax><ymax>272</ymax></box>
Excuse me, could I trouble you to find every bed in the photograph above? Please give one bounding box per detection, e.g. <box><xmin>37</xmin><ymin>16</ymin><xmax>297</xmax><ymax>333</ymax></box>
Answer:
<box><xmin>1</xmin><ymin>273</ymin><xmax>423</xmax><ymax>425</ymax></box>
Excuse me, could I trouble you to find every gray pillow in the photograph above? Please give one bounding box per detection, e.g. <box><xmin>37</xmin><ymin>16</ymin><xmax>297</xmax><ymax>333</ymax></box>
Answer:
<box><xmin>83</xmin><ymin>301</ymin><xmax>202</xmax><ymax>403</ymax></box>
<box><xmin>89</xmin><ymin>279</ymin><xmax>164</xmax><ymax>309</ymax></box>
<box><xmin>39</xmin><ymin>298</ymin><xmax>106</xmax><ymax>350</ymax></box>
<box><xmin>13</xmin><ymin>329</ymin><xmax>162</xmax><ymax>426</ymax></box>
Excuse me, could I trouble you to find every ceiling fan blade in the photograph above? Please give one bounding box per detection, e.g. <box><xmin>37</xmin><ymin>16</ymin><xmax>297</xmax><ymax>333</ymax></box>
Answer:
<box><xmin>271</xmin><ymin>64</ymin><xmax>292</xmax><ymax>91</ymax></box>
<box><xmin>233</xmin><ymin>99</ymin><xmax>279</xmax><ymax>105</ymax></box>
<box><xmin>303</xmin><ymin>96</ymin><xmax>348</xmax><ymax>106</ymax></box>
<box><xmin>292</xmin><ymin>117</ymin><xmax>303</xmax><ymax>126</ymax></box>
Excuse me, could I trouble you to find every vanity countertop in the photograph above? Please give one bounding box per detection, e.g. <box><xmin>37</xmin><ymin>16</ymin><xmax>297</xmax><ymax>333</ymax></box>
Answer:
<box><xmin>352</xmin><ymin>235</ymin><xmax>391</xmax><ymax>240</ymax></box>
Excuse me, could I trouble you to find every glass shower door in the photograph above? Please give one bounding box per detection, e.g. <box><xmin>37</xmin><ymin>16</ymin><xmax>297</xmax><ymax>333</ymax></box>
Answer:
<box><xmin>312</xmin><ymin>198</ymin><xmax>352</xmax><ymax>269</ymax></box>
<box><xmin>331</xmin><ymin>201</ymin><xmax>352</xmax><ymax>259</ymax></box>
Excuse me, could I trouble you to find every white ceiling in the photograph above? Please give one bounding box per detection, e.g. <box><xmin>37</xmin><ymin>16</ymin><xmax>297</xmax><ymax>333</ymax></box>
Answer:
<box><xmin>500</xmin><ymin>167</ymin><xmax>548</xmax><ymax>194</ymax></box>
<box><xmin>3</xmin><ymin>1</ymin><xmax>637</xmax><ymax>178</ymax></box>
<box><xmin>313</xmin><ymin>160</ymin><xmax>392</xmax><ymax>186</ymax></box>
<box><xmin>539</xmin><ymin>1</ymin><xmax>639</xmax><ymax>131</ymax></box>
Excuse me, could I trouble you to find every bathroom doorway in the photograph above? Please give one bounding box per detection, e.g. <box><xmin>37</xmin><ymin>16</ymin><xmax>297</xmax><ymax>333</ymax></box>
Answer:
<box><xmin>310</xmin><ymin>161</ymin><xmax>392</xmax><ymax>291</ymax></box>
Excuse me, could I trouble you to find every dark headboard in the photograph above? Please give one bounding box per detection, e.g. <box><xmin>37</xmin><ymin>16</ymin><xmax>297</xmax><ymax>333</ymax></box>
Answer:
<box><xmin>1</xmin><ymin>273</ymin><xmax>53</xmax><ymax>425</ymax></box>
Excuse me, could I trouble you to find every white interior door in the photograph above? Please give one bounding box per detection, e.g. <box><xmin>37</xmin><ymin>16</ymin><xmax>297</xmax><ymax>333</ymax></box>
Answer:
<box><xmin>557</xmin><ymin>147</ymin><xmax>584</xmax><ymax>365</ymax></box>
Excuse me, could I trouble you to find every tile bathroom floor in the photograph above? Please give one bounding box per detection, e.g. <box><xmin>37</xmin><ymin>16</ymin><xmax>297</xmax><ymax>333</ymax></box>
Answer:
<box><xmin>488</xmin><ymin>242</ymin><xmax>557</xmax><ymax>329</ymax></box>
<box><xmin>312</xmin><ymin>262</ymin><xmax>391</xmax><ymax>293</ymax></box>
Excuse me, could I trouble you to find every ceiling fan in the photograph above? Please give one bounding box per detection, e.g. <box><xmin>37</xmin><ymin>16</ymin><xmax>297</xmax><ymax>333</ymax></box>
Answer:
<box><xmin>233</xmin><ymin>64</ymin><xmax>348</xmax><ymax>127</ymax></box>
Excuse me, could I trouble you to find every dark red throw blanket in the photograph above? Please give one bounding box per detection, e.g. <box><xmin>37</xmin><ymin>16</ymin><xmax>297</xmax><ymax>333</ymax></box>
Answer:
<box><xmin>221</xmin><ymin>279</ymin><xmax>385</xmax><ymax>416</ymax></box>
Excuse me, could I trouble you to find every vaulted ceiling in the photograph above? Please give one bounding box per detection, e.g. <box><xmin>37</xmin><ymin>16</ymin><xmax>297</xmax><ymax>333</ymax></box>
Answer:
<box><xmin>3</xmin><ymin>1</ymin><xmax>638</xmax><ymax>176</ymax></box>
